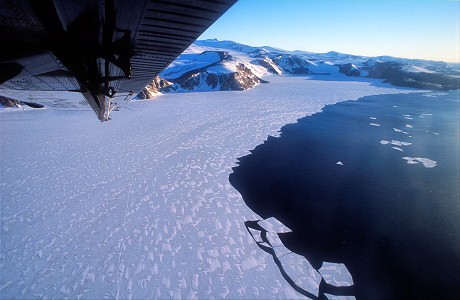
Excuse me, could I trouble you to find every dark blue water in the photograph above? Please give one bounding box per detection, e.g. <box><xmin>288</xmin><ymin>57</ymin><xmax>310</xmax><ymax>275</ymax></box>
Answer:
<box><xmin>230</xmin><ymin>91</ymin><xmax>460</xmax><ymax>299</ymax></box>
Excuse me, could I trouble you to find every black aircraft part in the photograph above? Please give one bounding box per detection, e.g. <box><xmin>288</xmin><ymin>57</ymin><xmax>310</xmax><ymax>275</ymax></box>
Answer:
<box><xmin>0</xmin><ymin>0</ymin><xmax>238</xmax><ymax>120</ymax></box>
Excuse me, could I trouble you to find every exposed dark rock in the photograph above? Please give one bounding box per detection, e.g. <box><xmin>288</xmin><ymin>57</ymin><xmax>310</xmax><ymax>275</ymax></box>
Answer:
<box><xmin>338</xmin><ymin>63</ymin><xmax>361</xmax><ymax>77</ymax></box>
<box><xmin>365</xmin><ymin>62</ymin><xmax>460</xmax><ymax>90</ymax></box>
<box><xmin>21</xmin><ymin>101</ymin><xmax>44</xmax><ymax>108</ymax></box>
<box><xmin>0</xmin><ymin>95</ymin><xmax>19</xmax><ymax>107</ymax></box>
<box><xmin>0</xmin><ymin>95</ymin><xmax>45</xmax><ymax>108</ymax></box>
<box><xmin>220</xmin><ymin>63</ymin><xmax>269</xmax><ymax>90</ymax></box>
<box><xmin>200</xmin><ymin>51</ymin><xmax>232</xmax><ymax>61</ymax></box>
<box><xmin>137</xmin><ymin>76</ymin><xmax>174</xmax><ymax>99</ymax></box>
<box><xmin>273</xmin><ymin>55</ymin><xmax>310</xmax><ymax>74</ymax></box>
<box><xmin>165</xmin><ymin>63</ymin><xmax>268</xmax><ymax>92</ymax></box>
<box><xmin>254</xmin><ymin>58</ymin><xmax>282</xmax><ymax>75</ymax></box>
<box><xmin>248</xmin><ymin>49</ymin><xmax>270</xmax><ymax>58</ymax></box>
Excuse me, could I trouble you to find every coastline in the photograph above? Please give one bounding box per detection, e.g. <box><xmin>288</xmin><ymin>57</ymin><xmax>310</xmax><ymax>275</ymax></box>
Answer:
<box><xmin>0</xmin><ymin>75</ymin><xmax>426</xmax><ymax>299</ymax></box>
<box><xmin>230</xmin><ymin>89</ymin><xmax>460</xmax><ymax>299</ymax></box>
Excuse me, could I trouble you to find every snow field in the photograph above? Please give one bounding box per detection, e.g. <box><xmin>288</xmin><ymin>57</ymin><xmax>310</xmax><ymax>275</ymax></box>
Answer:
<box><xmin>1</xmin><ymin>75</ymin><xmax>420</xmax><ymax>299</ymax></box>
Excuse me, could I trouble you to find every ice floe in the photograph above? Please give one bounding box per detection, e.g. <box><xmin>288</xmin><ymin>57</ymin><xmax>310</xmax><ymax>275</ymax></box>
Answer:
<box><xmin>319</xmin><ymin>262</ymin><xmax>354</xmax><ymax>287</ymax></box>
<box><xmin>380</xmin><ymin>140</ymin><xmax>412</xmax><ymax>147</ymax></box>
<box><xmin>391</xmin><ymin>140</ymin><xmax>412</xmax><ymax>146</ymax></box>
<box><xmin>258</xmin><ymin>217</ymin><xmax>292</xmax><ymax>233</ymax></box>
<box><xmin>393</xmin><ymin>128</ymin><xmax>409</xmax><ymax>134</ymax></box>
<box><xmin>402</xmin><ymin>157</ymin><xmax>437</xmax><ymax>168</ymax></box>
<box><xmin>324</xmin><ymin>294</ymin><xmax>357</xmax><ymax>300</ymax></box>
<box><xmin>336</xmin><ymin>161</ymin><xmax>344</xmax><ymax>166</ymax></box>
<box><xmin>369</xmin><ymin>123</ymin><xmax>380</xmax><ymax>127</ymax></box>
<box><xmin>279</xmin><ymin>253</ymin><xmax>322</xmax><ymax>296</ymax></box>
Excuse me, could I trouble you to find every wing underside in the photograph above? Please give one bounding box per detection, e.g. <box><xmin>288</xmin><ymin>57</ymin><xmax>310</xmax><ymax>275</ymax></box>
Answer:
<box><xmin>0</xmin><ymin>0</ymin><xmax>237</xmax><ymax>120</ymax></box>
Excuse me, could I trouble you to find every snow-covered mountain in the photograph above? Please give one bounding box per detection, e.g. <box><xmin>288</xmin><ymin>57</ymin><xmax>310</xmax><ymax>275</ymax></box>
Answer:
<box><xmin>138</xmin><ymin>39</ymin><xmax>459</xmax><ymax>98</ymax></box>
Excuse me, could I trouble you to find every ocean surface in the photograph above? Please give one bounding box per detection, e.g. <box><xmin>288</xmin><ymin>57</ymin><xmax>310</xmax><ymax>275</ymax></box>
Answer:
<box><xmin>230</xmin><ymin>90</ymin><xmax>460</xmax><ymax>299</ymax></box>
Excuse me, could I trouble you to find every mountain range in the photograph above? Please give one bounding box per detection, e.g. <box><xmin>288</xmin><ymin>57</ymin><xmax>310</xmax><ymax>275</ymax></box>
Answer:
<box><xmin>138</xmin><ymin>39</ymin><xmax>460</xmax><ymax>98</ymax></box>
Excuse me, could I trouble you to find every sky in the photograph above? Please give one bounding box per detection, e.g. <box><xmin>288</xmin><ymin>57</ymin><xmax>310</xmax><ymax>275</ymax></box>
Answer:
<box><xmin>199</xmin><ymin>0</ymin><xmax>460</xmax><ymax>62</ymax></box>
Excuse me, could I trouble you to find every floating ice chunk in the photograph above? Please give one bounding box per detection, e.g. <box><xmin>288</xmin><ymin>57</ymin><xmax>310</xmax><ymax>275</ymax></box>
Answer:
<box><xmin>402</xmin><ymin>157</ymin><xmax>437</xmax><ymax>168</ymax></box>
<box><xmin>278</xmin><ymin>253</ymin><xmax>322</xmax><ymax>296</ymax></box>
<box><xmin>402</xmin><ymin>114</ymin><xmax>412</xmax><ymax>117</ymax></box>
<box><xmin>392</xmin><ymin>147</ymin><xmax>404</xmax><ymax>152</ymax></box>
<box><xmin>403</xmin><ymin>157</ymin><xmax>417</xmax><ymax>164</ymax></box>
<box><xmin>336</xmin><ymin>161</ymin><xmax>344</xmax><ymax>166</ymax></box>
<box><xmin>404</xmin><ymin>117</ymin><xmax>414</xmax><ymax>119</ymax></box>
<box><xmin>319</xmin><ymin>262</ymin><xmax>354</xmax><ymax>287</ymax></box>
<box><xmin>369</xmin><ymin>117</ymin><xmax>377</xmax><ymax>120</ymax></box>
<box><xmin>414</xmin><ymin>157</ymin><xmax>437</xmax><ymax>168</ymax></box>
<box><xmin>421</xmin><ymin>113</ymin><xmax>432</xmax><ymax>116</ymax></box>
<box><xmin>390</xmin><ymin>140</ymin><xmax>412</xmax><ymax>147</ymax></box>
<box><xmin>258</xmin><ymin>217</ymin><xmax>292</xmax><ymax>233</ymax></box>
<box><xmin>324</xmin><ymin>294</ymin><xmax>356</xmax><ymax>300</ymax></box>
<box><xmin>393</xmin><ymin>105</ymin><xmax>399</xmax><ymax>108</ymax></box>
<box><xmin>380</xmin><ymin>140</ymin><xmax>390</xmax><ymax>145</ymax></box>
<box><xmin>405</xmin><ymin>124</ymin><xmax>413</xmax><ymax>128</ymax></box>
<box><xmin>393</xmin><ymin>128</ymin><xmax>409</xmax><ymax>134</ymax></box>
<box><xmin>369</xmin><ymin>123</ymin><xmax>380</xmax><ymax>127</ymax></box>
<box><xmin>266</xmin><ymin>232</ymin><xmax>291</xmax><ymax>257</ymax></box>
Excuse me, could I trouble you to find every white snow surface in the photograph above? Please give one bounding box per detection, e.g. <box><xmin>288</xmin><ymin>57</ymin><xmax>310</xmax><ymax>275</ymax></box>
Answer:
<box><xmin>0</xmin><ymin>75</ymin><xmax>419</xmax><ymax>299</ymax></box>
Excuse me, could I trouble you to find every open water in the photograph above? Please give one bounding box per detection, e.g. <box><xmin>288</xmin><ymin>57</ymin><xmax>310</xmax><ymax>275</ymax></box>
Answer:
<box><xmin>230</xmin><ymin>90</ymin><xmax>460</xmax><ymax>299</ymax></box>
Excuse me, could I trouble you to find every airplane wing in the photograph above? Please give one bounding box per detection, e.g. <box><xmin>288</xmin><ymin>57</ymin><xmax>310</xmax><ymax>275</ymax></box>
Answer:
<box><xmin>0</xmin><ymin>0</ymin><xmax>237</xmax><ymax>120</ymax></box>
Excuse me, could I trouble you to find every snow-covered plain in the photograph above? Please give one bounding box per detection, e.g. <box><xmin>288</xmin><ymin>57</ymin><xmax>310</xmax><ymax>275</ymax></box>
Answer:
<box><xmin>1</xmin><ymin>75</ymin><xmax>421</xmax><ymax>299</ymax></box>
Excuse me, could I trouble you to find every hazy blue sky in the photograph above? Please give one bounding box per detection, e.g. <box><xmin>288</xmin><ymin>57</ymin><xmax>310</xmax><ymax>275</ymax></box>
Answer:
<box><xmin>199</xmin><ymin>0</ymin><xmax>460</xmax><ymax>62</ymax></box>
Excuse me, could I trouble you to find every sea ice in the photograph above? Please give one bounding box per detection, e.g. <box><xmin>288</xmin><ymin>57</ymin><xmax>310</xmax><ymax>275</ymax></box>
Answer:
<box><xmin>248</xmin><ymin>227</ymin><xmax>265</xmax><ymax>243</ymax></box>
<box><xmin>324</xmin><ymin>294</ymin><xmax>357</xmax><ymax>300</ymax></box>
<box><xmin>393</xmin><ymin>128</ymin><xmax>409</xmax><ymax>134</ymax></box>
<box><xmin>278</xmin><ymin>253</ymin><xmax>322</xmax><ymax>296</ymax></box>
<box><xmin>402</xmin><ymin>157</ymin><xmax>437</xmax><ymax>168</ymax></box>
<box><xmin>369</xmin><ymin>123</ymin><xmax>380</xmax><ymax>127</ymax></box>
<box><xmin>390</xmin><ymin>140</ymin><xmax>412</xmax><ymax>147</ymax></box>
<box><xmin>318</xmin><ymin>262</ymin><xmax>354</xmax><ymax>287</ymax></box>
<box><xmin>336</xmin><ymin>161</ymin><xmax>344</xmax><ymax>166</ymax></box>
<box><xmin>258</xmin><ymin>217</ymin><xmax>292</xmax><ymax>233</ymax></box>
<box><xmin>0</xmin><ymin>75</ymin><xmax>421</xmax><ymax>299</ymax></box>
